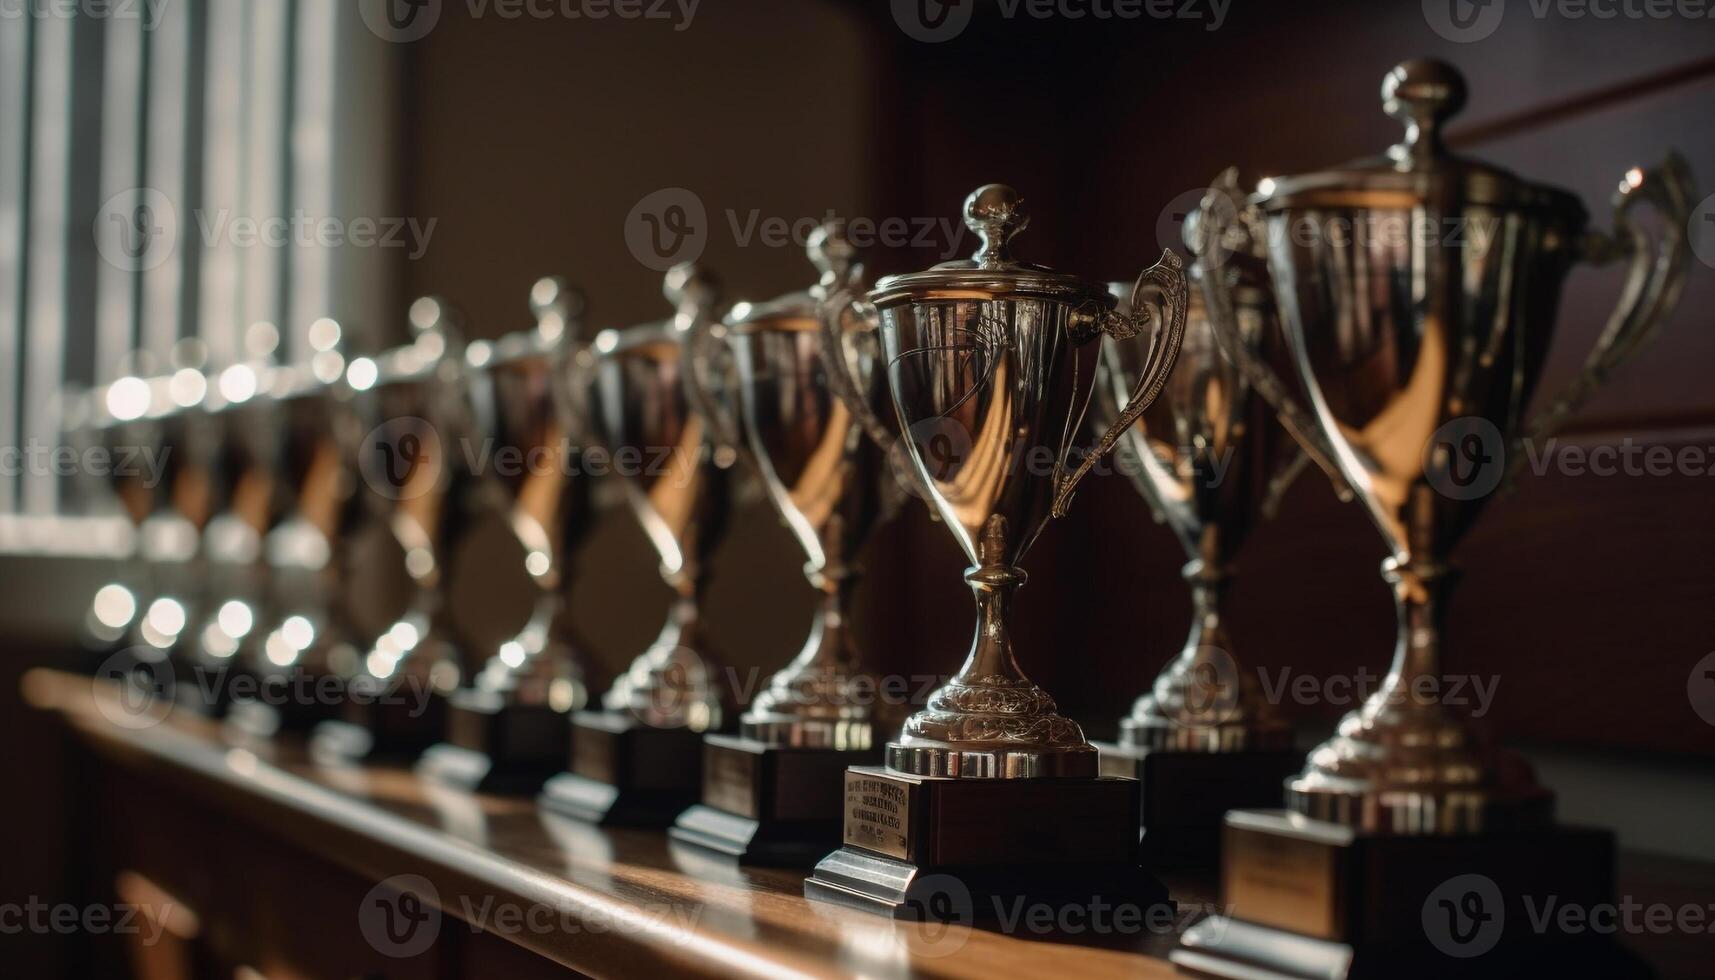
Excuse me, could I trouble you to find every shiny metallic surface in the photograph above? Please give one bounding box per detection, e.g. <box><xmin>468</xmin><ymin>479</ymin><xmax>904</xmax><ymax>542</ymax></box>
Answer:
<box><xmin>579</xmin><ymin>264</ymin><xmax>733</xmax><ymax>733</ymax></box>
<box><xmin>843</xmin><ymin>185</ymin><xmax>1188</xmax><ymax>779</ymax></box>
<box><xmin>1096</xmin><ymin>268</ymin><xmax>1293</xmax><ymax>754</ymax></box>
<box><xmin>346</xmin><ymin>299</ymin><xmax>485</xmax><ymax>705</ymax></box>
<box><xmin>695</xmin><ymin>224</ymin><xmax>898</xmax><ymax>750</ymax></box>
<box><xmin>1201</xmin><ymin>59</ymin><xmax>1696</xmax><ymax>833</ymax></box>
<box><xmin>461</xmin><ymin>277</ymin><xmax>595</xmax><ymax>715</ymax></box>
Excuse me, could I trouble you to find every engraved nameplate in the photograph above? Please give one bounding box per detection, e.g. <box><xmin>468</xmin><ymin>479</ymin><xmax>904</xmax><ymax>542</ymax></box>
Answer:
<box><xmin>844</xmin><ymin>771</ymin><xmax>910</xmax><ymax>860</ymax></box>
<box><xmin>573</xmin><ymin>724</ymin><xmax>617</xmax><ymax>785</ymax></box>
<box><xmin>1223</xmin><ymin>823</ymin><xmax>1340</xmax><ymax>940</ymax></box>
<box><xmin>703</xmin><ymin>743</ymin><xmax>759</xmax><ymax>819</ymax></box>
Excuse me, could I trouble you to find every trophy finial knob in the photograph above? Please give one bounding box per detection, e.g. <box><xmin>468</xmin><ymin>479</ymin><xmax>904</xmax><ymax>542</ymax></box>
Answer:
<box><xmin>530</xmin><ymin>275</ymin><xmax>586</xmax><ymax>321</ymax></box>
<box><xmin>663</xmin><ymin>261</ymin><xmax>720</xmax><ymax>314</ymax></box>
<box><xmin>965</xmin><ymin>184</ymin><xmax>1027</xmax><ymax>267</ymax></box>
<box><xmin>807</xmin><ymin>221</ymin><xmax>855</xmax><ymax>286</ymax></box>
<box><xmin>1383</xmin><ymin>59</ymin><xmax>1466</xmax><ymax>161</ymax></box>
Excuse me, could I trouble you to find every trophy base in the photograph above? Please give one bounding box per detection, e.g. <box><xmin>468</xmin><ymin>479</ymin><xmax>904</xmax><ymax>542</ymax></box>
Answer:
<box><xmin>416</xmin><ymin>690</ymin><xmax>570</xmax><ymax>794</ymax></box>
<box><xmin>1095</xmin><ymin>740</ymin><xmax>1303</xmax><ymax>869</ymax></box>
<box><xmin>1172</xmin><ymin>809</ymin><xmax>1647</xmax><ymax>980</ymax></box>
<box><xmin>223</xmin><ymin>696</ymin><xmax>326</xmax><ymax>741</ymax></box>
<box><xmin>310</xmin><ymin>693</ymin><xmax>446</xmax><ymax>765</ymax></box>
<box><xmin>668</xmin><ymin>734</ymin><xmax>881</xmax><ymax>866</ymax></box>
<box><xmin>536</xmin><ymin>710</ymin><xmax>703</xmax><ymax>827</ymax></box>
<box><xmin>804</xmin><ymin>766</ymin><xmax>1169</xmax><ymax>921</ymax></box>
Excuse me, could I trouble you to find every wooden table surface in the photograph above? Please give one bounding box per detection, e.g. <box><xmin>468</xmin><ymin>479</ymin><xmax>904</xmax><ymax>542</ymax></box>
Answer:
<box><xmin>24</xmin><ymin>670</ymin><xmax>1715</xmax><ymax>979</ymax></box>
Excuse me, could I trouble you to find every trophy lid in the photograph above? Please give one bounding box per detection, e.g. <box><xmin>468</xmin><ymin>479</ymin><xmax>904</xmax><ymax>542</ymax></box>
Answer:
<box><xmin>1253</xmin><ymin>60</ymin><xmax>1586</xmax><ymax>218</ymax></box>
<box><xmin>868</xmin><ymin>185</ymin><xmax>1115</xmax><ymax>310</ymax></box>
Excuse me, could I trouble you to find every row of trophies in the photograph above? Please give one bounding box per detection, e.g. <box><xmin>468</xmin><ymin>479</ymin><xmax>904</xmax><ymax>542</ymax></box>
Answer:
<box><xmin>73</xmin><ymin>62</ymin><xmax>1691</xmax><ymax>977</ymax></box>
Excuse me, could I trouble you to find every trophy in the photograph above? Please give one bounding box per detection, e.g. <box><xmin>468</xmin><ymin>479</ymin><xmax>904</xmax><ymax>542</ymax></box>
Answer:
<box><xmin>669</xmin><ymin>225</ymin><xmax>902</xmax><ymax>864</ymax></box>
<box><xmin>539</xmin><ymin>264</ymin><xmax>737</xmax><ymax>827</ymax></box>
<box><xmin>803</xmin><ymin>185</ymin><xmax>1187</xmax><ymax>918</ymax></box>
<box><xmin>1089</xmin><ymin>193</ymin><xmax>1359</xmax><ymax>868</ymax></box>
<box><xmin>419</xmin><ymin>278</ymin><xmax>596</xmax><ymax>793</ymax></box>
<box><xmin>81</xmin><ymin>350</ymin><xmax>217</xmax><ymax>695</ymax></box>
<box><xmin>220</xmin><ymin>320</ymin><xmax>368</xmax><ymax>738</ymax></box>
<box><xmin>1175</xmin><ymin>61</ymin><xmax>1692</xmax><ymax>978</ymax></box>
<box><xmin>312</xmin><ymin>298</ymin><xmax>482</xmax><ymax>764</ymax></box>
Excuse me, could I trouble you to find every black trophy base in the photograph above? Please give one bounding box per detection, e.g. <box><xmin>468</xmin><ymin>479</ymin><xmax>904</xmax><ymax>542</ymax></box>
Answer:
<box><xmin>537</xmin><ymin>710</ymin><xmax>704</xmax><ymax>827</ymax></box>
<box><xmin>669</xmin><ymin>735</ymin><xmax>881</xmax><ymax>866</ymax></box>
<box><xmin>417</xmin><ymin>691</ymin><xmax>570</xmax><ymax>794</ymax></box>
<box><xmin>1172</xmin><ymin>809</ymin><xmax>1650</xmax><ymax>980</ymax></box>
<box><xmin>310</xmin><ymin>691</ymin><xmax>446</xmax><ymax>766</ymax></box>
<box><xmin>804</xmin><ymin>766</ymin><xmax>1170</xmax><ymax>922</ymax></box>
<box><xmin>1096</xmin><ymin>740</ymin><xmax>1303</xmax><ymax>869</ymax></box>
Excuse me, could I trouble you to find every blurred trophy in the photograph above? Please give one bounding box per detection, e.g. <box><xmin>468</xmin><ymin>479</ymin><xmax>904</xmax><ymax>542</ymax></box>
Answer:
<box><xmin>540</xmin><ymin>265</ymin><xmax>736</xmax><ymax>827</ymax></box>
<box><xmin>670</xmin><ymin>225</ymin><xmax>902</xmax><ymax>864</ymax></box>
<box><xmin>220</xmin><ymin>320</ymin><xmax>367</xmax><ymax>738</ymax></box>
<box><xmin>804</xmin><ymin>185</ymin><xmax>1185</xmax><ymax>918</ymax></box>
<box><xmin>419</xmin><ymin>278</ymin><xmax>596</xmax><ymax>793</ymax></box>
<box><xmin>312</xmin><ymin>298</ymin><xmax>482</xmax><ymax>764</ymax></box>
<box><xmin>1090</xmin><ymin>193</ymin><xmax>1356</xmax><ymax>868</ymax></box>
<box><xmin>1176</xmin><ymin>61</ymin><xmax>1692</xmax><ymax>979</ymax></box>
<box><xmin>80</xmin><ymin>348</ymin><xmax>218</xmax><ymax>695</ymax></box>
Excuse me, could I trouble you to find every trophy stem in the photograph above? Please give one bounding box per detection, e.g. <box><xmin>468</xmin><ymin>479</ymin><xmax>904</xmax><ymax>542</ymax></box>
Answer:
<box><xmin>887</xmin><ymin>516</ymin><xmax>1094</xmax><ymax>778</ymax></box>
<box><xmin>1381</xmin><ymin>556</ymin><xmax>1454</xmax><ymax>706</ymax></box>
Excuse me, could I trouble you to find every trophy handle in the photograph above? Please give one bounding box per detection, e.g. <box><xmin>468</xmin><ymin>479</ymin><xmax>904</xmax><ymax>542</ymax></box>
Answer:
<box><xmin>1505</xmin><ymin>152</ymin><xmax>1695</xmax><ymax>485</ymax></box>
<box><xmin>1194</xmin><ymin>172</ymin><xmax>1353</xmax><ymax>503</ymax></box>
<box><xmin>815</xmin><ymin>285</ymin><xmax>895</xmax><ymax>452</ymax></box>
<box><xmin>680</xmin><ymin>315</ymin><xmax>749</xmax><ymax>468</ymax></box>
<box><xmin>1052</xmin><ymin>249</ymin><xmax>1187</xmax><ymax>518</ymax></box>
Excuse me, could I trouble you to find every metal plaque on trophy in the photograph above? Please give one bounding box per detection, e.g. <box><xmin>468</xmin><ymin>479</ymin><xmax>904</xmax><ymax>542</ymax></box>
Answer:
<box><xmin>419</xmin><ymin>278</ymin><xmax>597</xmax><ymax>793</ymax></box>
<box><xmin>802</xmin><ymin>185</ymin><xmax>1186</xmax><ymax>919</ymax></box>
<box><xmin>669</xmin><ymin>225</ymin><xmax>902</xmax><ymax>864</ymax></box>
<box><xmin>1174</xmin><ymin>61</ymin><xmax>1691</xmax><ymax>980</ymax></box>
<box><xmin>538</xmin><ymin>265</ymin><xmax>737</xmax><ymax>827</ymax></box>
